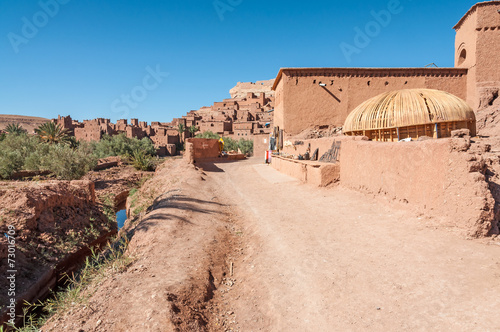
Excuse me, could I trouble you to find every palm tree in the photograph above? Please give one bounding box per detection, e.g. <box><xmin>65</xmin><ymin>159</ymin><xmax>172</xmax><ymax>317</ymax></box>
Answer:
<box><xmin>5</xmin><ymin>123</ymin><xmax>26</xmax><ymax>135</ymax></box>
<box><xmin>189</xmin><ymin>125</ymin><xmax>199</xmax><ymax>138</ymax></box>
<box><xmin>177</xmin><ymin>123</ymin><xmax>186</xmax><ymax>143</ymax></box>
<box><xmin>35</xmin><ymin>122</ymin><xmax>70</xmax><ymax>144</ymax></box>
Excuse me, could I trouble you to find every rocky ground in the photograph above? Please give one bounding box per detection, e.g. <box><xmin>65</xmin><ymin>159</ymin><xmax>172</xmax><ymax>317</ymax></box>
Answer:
<box><xmin>0</xmin><ymin>162</ymin><xmax>151</xmax><ymax>324</ymax></box>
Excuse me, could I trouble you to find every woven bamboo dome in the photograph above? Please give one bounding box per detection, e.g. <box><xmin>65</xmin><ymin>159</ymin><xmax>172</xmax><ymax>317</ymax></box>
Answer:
<box><xmin>343</xmin><ymin>89</ymin><xmax>476</xmax><ymax>141</ymax></box>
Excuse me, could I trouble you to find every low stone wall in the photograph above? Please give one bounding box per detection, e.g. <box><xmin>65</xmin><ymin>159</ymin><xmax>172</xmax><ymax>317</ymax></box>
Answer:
<box><xmin>339</xmin><ymin>137</ymin><xmax>495</xmax><ymax>237</ymax></box>
<box><xmin>184</xmin><ymin>138</ymin><xmax>220</xmax><ymax>163</ymax></box>
<box><xmin>271</xmin><ymin>156</ymin><xmax>340</xmax><ymax>187</ymax></box>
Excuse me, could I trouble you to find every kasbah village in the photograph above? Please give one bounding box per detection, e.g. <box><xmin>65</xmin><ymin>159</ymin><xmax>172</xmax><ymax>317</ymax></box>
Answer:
<box><xmin>2</xmin><ymin>1</ymin><xmax>500</xmax><ymax>331</ymax></box>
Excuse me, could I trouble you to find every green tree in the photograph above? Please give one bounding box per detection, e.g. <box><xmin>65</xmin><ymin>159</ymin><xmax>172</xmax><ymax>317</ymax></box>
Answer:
<box><xmin>177</xmin><ymin>123</ymin><xmax>186</xmax><ymax>143</ymax></box>
<box><xmin>35</xmin><ymin>122</ymin><xmax>70</xmax><ymax>144</ymax></box>
<box><xmin>238</xmin><ymin>138</ymin><xmax>254</xmax><ymax>156</ymax></box>
<box><xmin>90</xmin><ymin>134</ymin><xmax>156</xmax><ymax>159</ymax></box>
<box><xmin>188</xmin><ymin>125</ymin><xmax>199</xmax><ymax>138</ymax></box>
<box><xmin>5</xmin><ymin>123</ymin><xmax>26</xmax><ymax>135</ymax></box>
<box><xmin>195</xmin><ymin>131</ymin><xmax>220</xmax><ymax>139</ymax></box>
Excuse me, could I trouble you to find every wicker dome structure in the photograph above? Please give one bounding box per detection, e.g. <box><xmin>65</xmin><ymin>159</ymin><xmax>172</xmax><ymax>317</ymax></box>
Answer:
<box><xmin>343</xmin><ymin>89</ymin><xmax>476</xmax><ymax>141</ymax></box>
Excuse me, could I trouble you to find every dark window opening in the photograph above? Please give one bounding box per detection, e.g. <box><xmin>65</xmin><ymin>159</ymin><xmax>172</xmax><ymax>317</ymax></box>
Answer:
<box><xmin>458</xmin><ymin>48</ymin><xmax>467</xmax><ymax>66</ymax></box>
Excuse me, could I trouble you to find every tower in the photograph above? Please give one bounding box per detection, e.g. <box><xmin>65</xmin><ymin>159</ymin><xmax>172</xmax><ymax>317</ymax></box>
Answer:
<box><xmin>454</xmin><ymin>1</ymin><xmax>500</xmax><ymax>109</ymax></box>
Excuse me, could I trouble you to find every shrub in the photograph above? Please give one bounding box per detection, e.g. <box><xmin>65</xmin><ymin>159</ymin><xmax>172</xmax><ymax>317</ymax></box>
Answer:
<box><xmin>196</xmin><ymin>131</ymin><xmax>220</xmax><ymax>139</ymax></box>
<box><xmin>90</xmin><ymin>134</ymin><xmax>156</xmax><ymax>159</ymax></box>
<box><xmin>0</xmin><ymin>134</ymin><xmax>98</xmax><ymax>180</ymax></box>
<box><xmin>0</xmin><ymin>149</ymin><xmax>23</xmax><ymax>179</ymax></box>
<box><xmin>38</xmin><ymin>144</ymin><xmax>97</xmax><ymax>180</ymax></box>
<box><xmin>128</xmin><ymin>149</ymin><xmax>155</xmax><ymax>171</ymax></box>
<box><xmin>223</xmin><ymin>137</ymin><xmax>239</xmax><ymax>152</ymax></box>
<box><xmin>238</xmin><ymin>138</ymin><xmax>254</xmax><ymax>156</ymax></box>
<box><xmin>0</xmin><ymin>134</ymin><xmax>38</xmax><ymax>179</ymax></box>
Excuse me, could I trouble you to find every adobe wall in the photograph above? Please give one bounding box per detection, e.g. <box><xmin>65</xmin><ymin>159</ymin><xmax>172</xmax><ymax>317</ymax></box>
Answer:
<box><xmin>271</xmin><ymin>156</ymin><xmax>340</xmax><ymax>187</ymax></box>
<box><xmin>455</xmin><ymin>2</ymin><xmax>500</xmax><ymax>109</ymax></box>
<box><xmin>339</xmin><ymin>138</ymin><xmax>495</xmax><ymax>237</ymax></box>
<box><xmin>252</xmin><ymin>134</ymin><xmax>269</xmax><ymax>158</ymax></box>
<box><xmin>475</xmin><ymin>3</ymin><xmax>500</xmax><ymax>104</ymax></box>
<box><xmin>274</xmin><ymin>68</ymin><xmax>468</xmax><ymax>137</ymax></box>
<box><xmin>455</xmin><ymin>7</ymin><xmax>478</xmax><ymax>108</ymax></box>
<box><xmin>184</xmin><ymin>138</ymin><xmax>220</xmax><ymax>163</ymax></box>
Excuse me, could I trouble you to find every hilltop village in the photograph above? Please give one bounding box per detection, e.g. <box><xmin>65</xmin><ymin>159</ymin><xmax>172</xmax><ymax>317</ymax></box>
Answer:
<box><xmin>53</xmin><ymin>80</ymin><xmax>275</xmax><ymax>156</ymax></box>
<box><xmin>2</xmin><ymin>2</ymin><xmax>500</xmax><ymax>331</ymax></box>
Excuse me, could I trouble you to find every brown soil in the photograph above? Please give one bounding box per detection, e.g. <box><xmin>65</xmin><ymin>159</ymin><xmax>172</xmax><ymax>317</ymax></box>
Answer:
<box><xmin>82</xmin><ymin>162</ymin><xmax>151</xmax><ymax>207</ymax></box>
<box><xmin>42</xmin><ymin>159</ymin><xmax>242</xmax><ymax>332</ymax></box>
<box><xmin>0</xmin><ymin>163</ymin><xmax>151</xmax><ymax>326</ymax></box>
<box><xmin>0</xmin><ymin>114</ymin><xmax>49</xmax><ymax>134</ymax></box>
<box><xmin>40</xmin><ymin>157</ymin><xmax>500</xmax><ymax>331</ymax></box>
<box><xmin>0</xmin><ymin>180</ymin><xmax>111</xmax><ymax>311</ymax></box>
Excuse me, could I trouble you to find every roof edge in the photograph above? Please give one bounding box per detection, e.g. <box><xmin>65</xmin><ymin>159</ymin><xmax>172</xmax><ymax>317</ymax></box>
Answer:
<box><xmin>453</xmin><ymin>1</ymin><xmax>500</xmax><ymax>30</ymax></box>
<box><xmin>271</xmin><ymin>67</ymin><xmax>468</xmax><ymax>91</ymax></box>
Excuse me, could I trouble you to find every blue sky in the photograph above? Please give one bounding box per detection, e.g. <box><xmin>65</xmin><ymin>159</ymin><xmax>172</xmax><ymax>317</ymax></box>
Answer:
<box><xmin>0</xmin><ymin>0</ymin><xmax>479</xmax><ymax>123</ymax></box>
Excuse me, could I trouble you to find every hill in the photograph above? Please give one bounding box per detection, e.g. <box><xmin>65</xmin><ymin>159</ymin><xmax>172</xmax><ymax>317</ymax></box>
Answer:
<box><xmin>0</xmin><ymin>114</ymin><xmax>50</xmax><ymax>133</ymax></box>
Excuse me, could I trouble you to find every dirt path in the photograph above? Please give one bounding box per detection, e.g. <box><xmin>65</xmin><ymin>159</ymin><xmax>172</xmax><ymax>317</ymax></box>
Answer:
<box><xmin>203</xmin><ymin>157</ymin><xmax>500</xmax><ymax>331</ymax></box>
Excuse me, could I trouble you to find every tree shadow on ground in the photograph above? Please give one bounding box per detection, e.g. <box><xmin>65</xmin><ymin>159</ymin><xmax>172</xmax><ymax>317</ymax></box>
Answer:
<box><xmin>124</xmin><ymin>192</ymin><xmax>226</xmax><ymax>235</ymax></box>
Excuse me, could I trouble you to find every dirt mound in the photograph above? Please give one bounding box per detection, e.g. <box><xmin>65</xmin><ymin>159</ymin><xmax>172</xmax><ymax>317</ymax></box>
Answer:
<box><xmin>0</xmin><ymin>114</ymin><xmax>49</xmax><ymax>134</ymax></box>
<box><xmin>0</xmin><ymin>181</ymin><xmax>112</xmax><ymax>309</ymax></box>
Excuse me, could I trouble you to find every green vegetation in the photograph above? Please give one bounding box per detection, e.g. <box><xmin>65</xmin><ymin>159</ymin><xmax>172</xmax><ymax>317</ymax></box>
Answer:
<box><xmin>195</xmin><ymin>130</ymin><xmax>220</xmax><ymax>139</ymax></box>
<box><xmin>0</xmin><ymin>133</ymin><xmax>96</xmax><ymax>180</ymax></box>
<box><xmin>89</xmin><ymin>133</ymin><xmax>156</xmax><ymax>159</ymax></box>
<box><xmin>195</xmin><ymin>131</ymin><xmax>254</xmax><ymax>155</ymax></box>
<box><xmin>11</xmin><ymin>238</ymin><xmax>133</xmax><ymax>332</ymax></box>
<box><xmin>177</xmin><ymin>123</ymin><xmax>185</xmax><ymax>144</ymax></box>
<box><xmin>0</xmin><ymin>131</ymin><xmax>160</xmax><ymax>180</ymax></box>
<box><xmin>5</xmin><ymin>123</ymin><xmax>27</xmax><ymax>135</ymax></box>
<box><xmin>29</xmin><ymin>143</ymin><xmax>97</xmax><ymax>180</ymax></box>
<box><xmin>188</xmin><ymin>125</ymin><xmax>198</xmax><ymax>137</ymax></box>
<box><xmin>34</xmin><ymin>122</ymin><xmax>70</xmax><ymax>144</ymax></box>
<box><xmin>129</xmin><ymin>148</ymin><xmax>155</xmax><ymax>171</ymax></box>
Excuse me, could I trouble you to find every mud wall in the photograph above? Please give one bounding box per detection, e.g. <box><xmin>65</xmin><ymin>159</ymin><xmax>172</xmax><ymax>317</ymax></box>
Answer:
<box><xmin>273</xmin><ymin>68</ymin><xmax>468</xmax><ymax>137</ymax></box>
<box><xmin>184</xmin><ymin>138</ymin><xmax>220</xmax><ymax>163</ymax></box>
<box><xmin>339</xmin><ymin>138</ymin><xmax>495</xmax><ymax>237</ymax></box>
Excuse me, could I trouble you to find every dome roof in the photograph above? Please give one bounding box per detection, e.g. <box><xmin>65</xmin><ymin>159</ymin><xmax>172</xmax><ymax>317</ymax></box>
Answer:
<box><xmin>343</xmin><ymin>89</ymin><xmax>475</xmax><ymax>132</ymax></box>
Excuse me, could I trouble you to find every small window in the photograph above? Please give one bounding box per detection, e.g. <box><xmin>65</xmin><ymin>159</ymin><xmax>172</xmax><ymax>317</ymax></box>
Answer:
<box><xmin>458</xmin><ymin>49</ymin><xmax>467</xmax><ymax>66</ymax></box>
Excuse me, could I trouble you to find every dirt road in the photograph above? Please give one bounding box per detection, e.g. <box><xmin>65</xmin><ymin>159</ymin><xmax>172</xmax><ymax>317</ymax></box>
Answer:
<box><xmin>39</xmin><ymin>158</ymin><xmax>500</xmax><ymax>331</ymax></box>
<box><xmin>204</xmin><ymin>157</ymin><xmax>500</xmax><ymax>331</ymax></box>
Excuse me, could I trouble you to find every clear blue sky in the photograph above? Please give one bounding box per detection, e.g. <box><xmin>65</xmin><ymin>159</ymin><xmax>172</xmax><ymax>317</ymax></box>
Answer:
<box><xmin>0</xmin><ymin>0</ymin><xmax>479</xmax><ymax>123</ymax></box>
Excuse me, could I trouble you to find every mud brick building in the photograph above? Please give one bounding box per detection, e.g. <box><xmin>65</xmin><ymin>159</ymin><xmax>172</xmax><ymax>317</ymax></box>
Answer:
<box><xmin>272</xmin><ymin>1</ymin><xmax>500</xmax><ymax>137</ymax></box>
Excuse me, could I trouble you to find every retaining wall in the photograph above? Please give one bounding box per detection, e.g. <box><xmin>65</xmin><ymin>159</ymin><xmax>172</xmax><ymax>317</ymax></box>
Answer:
<box><xmin>339</xmin><ymin>137</ymin><xmax>495</xmax><ymax>237</ymax></box>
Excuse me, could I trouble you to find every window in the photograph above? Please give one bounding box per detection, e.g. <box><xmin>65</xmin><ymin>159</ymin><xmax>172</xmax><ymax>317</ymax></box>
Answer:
<box><xmin>458</xmin><ymin>49</ymin><xmax>467</xmax><ymax>66</ymax></box>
